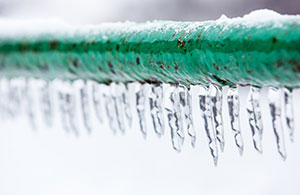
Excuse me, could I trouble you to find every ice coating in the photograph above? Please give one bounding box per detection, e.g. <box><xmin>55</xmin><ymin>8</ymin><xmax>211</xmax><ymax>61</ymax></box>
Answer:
<box><xmin>227</xmin><ymin>86</ymin><xmax>244</xmax><ymax>156</ymax></box>
<box><xmin>198</xmin><ymin>85</ymin><xmax>218</xmax><ymax>166</ymax></box>
<box><xmin>178</xmin><ymin>85</ymin><xmax>196</xmax><ymax>147</ymax></box>
<box><xmin>268</xmin><ymin>87</ymin><xmax>287</xmax><ymax>160</ymax></box>
<box><xmin>246</xmin><ymin>86</ymin><xmax>263</xmax><ymax>153</ymax></box>
<box><xmin>149</xmin><ymin>84</ymin><xmax>165</xmax><ymax>137</ymax></box>
<box><xmin>209</xmin><ymin>83</ymin><xmax>224</xmax><ymax>152</ymax></box>
<box><xmin>283</xmin><ymin>88</ymin><xmax>294</xmax><ymax>142</ymax></box>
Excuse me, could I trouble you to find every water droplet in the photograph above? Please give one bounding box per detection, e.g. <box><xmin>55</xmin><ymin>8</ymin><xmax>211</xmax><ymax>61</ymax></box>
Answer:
<box><xmin>209</xmin><ymin>83</ymin><xmax>225</xmax><ymax>152</ymax></box>
<box><xmin>227</xmin><ymin>86</ymin><xmax>244</xmax><ymax>156</ymax></box>
<box><xmin>92</xmin><ymin>82</ymin><xmax>103</xmax><ymax>124</ymax></box>
<box><xmin>283</xmin><ymin>88</ymin><xmax>294</xmax><ymax>142</ymax></box>
<box><xmin>178</xmin><ymin>85</ymin><xmax>195</xmax><ymax>147</ymax></box>
<box><xmin>149</xmin><ymin>84</ymin><xmax>165</xmax><ymax>137</ymax></box>
<box><xmin>39</xmin><ymin>81</ymin><xmax>53</xmax><ymax>127</ymax></box>
<box><xmin>268</xmin><ymin>87</ymin><xmax>287</xmax><ymax>160</ymax></box>
<box><xmin>135</xmin><ymin>83</ymin><xmax>147</xmax><ymax>138</ymax></box>
<box><xmin>246</xmin><ymin>86</ymin><xmax>263</xmax><ymax>153</ymax></box>
<box><xmin>80</xmin><ymin>82</ymin><xmax>92</xmax><ymax>133</ymax></box>
<box><xmin>198</xmin><ymin>85</ymin><xmax>218</xmax><ymax>166</ymax></box>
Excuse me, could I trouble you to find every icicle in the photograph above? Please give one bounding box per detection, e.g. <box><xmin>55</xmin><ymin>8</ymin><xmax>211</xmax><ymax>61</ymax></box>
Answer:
<box><xmin>113</xmin><ymin>83</ymin><xmax>126</xmax><ymax>133</ymax></box>
<box><xmin>227</xmin><ymin>86</ymin><xmax>244</xmax><ymax>156</ymax></box>
<box><xmin>80</xmin><ymin>82</ymin><xmax>92</xmax><ymax>133</ymax></box>
<box><xmin>122</xmin><ymin>84</ymin><xmax>133</xmax><ymax>128</ymax></box>
<box><xmin>165</xmin><ymin>85</ymin><xmax>183</xmax><ymax>152</ymax></box>
<box><xmin>92</xmin><ymin>83</ymin><xmax>103</xmax><ymax>124</ymax></box>
<box><xmin>283</xmin><ymin>88</ymin><xmax>294</xmax><ymax>142</ymax></box>
<box><xmin>65</xmin><ymin>91</ymin><xmax>79</xmax><ymax>136</ymax></box>
<box><xmin>149</xmin><ymin>84</ymin><xmax>165</xmax><ymax>137</ymax></box>
<box><xmin>135</xmin><ymin>83</ymin><xmax>147</xmax><ymax>138</ymax></box>
<box><xmin>268</xmin><ymin>87</ymin><xmax>287</xmax><ymax>160</ymax></box>
<box><xmin>103</xmin><ymin>84</ymin><xmax>118</xmax><ymax>134</ymax></box>
<box><xmin>39</xmin><ymin>81</ymin><xmax>53</xmax><ymax>127</ymax></box>
<box><xmin>58</xmin><ymin>91</ymin><xmax>69</xmax><ymax>132</ymax></box>
<box><xmin>199</xmin><ymin>85</ymin><xmax>218</xmax><ymax>166</ymax></box>
<box><xmin>209</xmin><ymin>83</ymin><xmax>225</xmax><ymax>152</ymax></box>
<box><xmin>246</xmin><ymin>86</ymin><xmax>263</xmax><ymax>153</ymax></box>
<box><xmin>178</xmin><ymin>85</ymin><xmax>195</xmax><ymax>147</ymax></box>
<box><xmin>24</xmin><ymin>79</ymin><xmax>37</xmax><ymax>130</ymax></box>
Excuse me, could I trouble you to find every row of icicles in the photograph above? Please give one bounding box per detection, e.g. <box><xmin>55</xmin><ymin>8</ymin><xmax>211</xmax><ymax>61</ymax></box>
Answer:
<box><xmin>0</xmin><ymin>78</ymin><xmax>294</xmax><ymax>166</ymax></box>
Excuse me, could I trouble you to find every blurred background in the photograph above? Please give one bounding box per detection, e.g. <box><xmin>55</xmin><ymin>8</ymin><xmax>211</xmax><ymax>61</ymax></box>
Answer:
<box><xmin>0</xmin><ymin>1</ymin><xmax>300</xmax><ymax>195</ymax></box>
<box><xmin>0</xmin><ymin>0</ymin><xmax>299</xmax><ymax>24</ymax></box>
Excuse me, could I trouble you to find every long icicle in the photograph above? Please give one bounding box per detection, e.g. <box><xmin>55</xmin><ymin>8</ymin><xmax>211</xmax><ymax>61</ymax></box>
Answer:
<box><xmin>246</xmin><ymin>86</ymin><xmax>263</xmax><ymax>153</ymax></box>
<box><xmin>227</xmin><ymin>86</ymin><xmax>244</xmax><ymax>156</ymax></box>
<box><xmin>283</xmin><ymin>88</ymin><xmax>295</xmax><ymax>142</ymax></box>
<box><xmin>210</xmin><ymin>83</ymin><xmax>225</xmax><ymax>152</ymax></box>
<box><xmin>268</xmin><ymin>87</ymin><xmax>287</xmax><ymax>160</ymax></box>
<box><xmin>149</xmin><ymin>84</ymin><xmax>165</xmax><ymax>137</ymax></box>
<box><xmin>199</xmin><ymin>85</ymin><xmax>218</xmax><ymax>166</ymax></box>
<box><xmin>178</xmin><ymin>85</ymin><xmax>196</xmax><ymax>147</ymax></box>
<box><xmin>135</xmin><ymin>83</ymin><xmax>147</xmax><ymax>138</ymax></box>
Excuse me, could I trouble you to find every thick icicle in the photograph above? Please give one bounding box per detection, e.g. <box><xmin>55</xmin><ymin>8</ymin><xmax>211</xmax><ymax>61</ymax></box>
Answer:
<box><xmin>65</xmin><ymin>91</ymin><xmax>79</xmax><ymax>135</ymax></box>
<box><xmin>165</xmin><ymin>85</ymin><xmax>183</xmax><ymax>152</ymax></box>
<box><xmin>58</xmin><ymin>91</ymin><xmax>69</xmax><ymax>132</ymax></box>
<box><xmin>199</xmin><ymin>85</ymin><xmax>218</xmax><ymax>166</ymax></box>
<box><xmin>283</xmin><ymin>88</ymin><xmax>294</xmax><ymax>142</ymax></box>
<box><xmin>103</xmin><ymin>85</ymin><xmax>118</xmax><ymax>134</ymax></box>
<box><xmin>149</xmin><ymin>84</ymin><xmax>165</xmax><ymax>137</ymax></box>
<box><xmin>80</xmin><ymin>82</ymin><xmax>92</xmax><ymax>133</ymax></box>
<box><xmin>178</xmin><ymin>85</ymin><xmax>195</xmax><ymax>147</ymax></box>
<box><xmin>209</xmin><ymin>84</ymin><xmax>225</xmax><ymax>152</ymax></box>
<box><xmin>227</xmin><ymin>86</ymin><xmax>244</xmax><ymax>156</ymax></box>
<box><xmin>39</xmin><ymin>81</ymin><xmax>53</xmax><ymax>127</ymax></box>
<box><xmin>246</xmin><ymin>86</ymin><xmax>263</xmax><ymax>153</ymax></box>
<box><xmin>268</xmin><ymin>87</ymin><xmax>287</xmax><ymax>160</ymax></box>
<box><xmin>92</xmin><ymin>83</ymin><xmax>103</xmax><ymax>124</ymax></box>
<box><xmin>135</xmin><ymin>83</ymin><xmax>147</xmax><ymax>138</ymax></box>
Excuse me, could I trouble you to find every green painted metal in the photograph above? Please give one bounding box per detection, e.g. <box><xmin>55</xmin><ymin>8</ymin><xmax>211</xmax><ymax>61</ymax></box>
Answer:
<box><xmin>0</xmin><ymin>17</ymin><xmax>300</xmax><ymax>88</ymax></box>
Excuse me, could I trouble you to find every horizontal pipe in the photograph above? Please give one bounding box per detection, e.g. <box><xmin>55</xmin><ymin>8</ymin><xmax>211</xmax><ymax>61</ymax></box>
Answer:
<box><xmin>0</xmin><ymin>10</ymin><xmax>300</xmax><ymax>88</ymax></box>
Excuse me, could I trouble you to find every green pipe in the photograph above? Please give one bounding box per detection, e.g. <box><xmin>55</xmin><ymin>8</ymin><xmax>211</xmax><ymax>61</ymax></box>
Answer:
<box><xmin>0</xmin><ymin>13</ymin><xmax>300</xmax><ymax>88</ymax></box>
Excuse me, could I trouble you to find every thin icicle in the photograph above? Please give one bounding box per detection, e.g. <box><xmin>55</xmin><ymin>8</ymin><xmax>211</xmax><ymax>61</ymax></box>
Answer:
<box><xmin>227</xmin><ymin>86</ymin><xmax>244</xmax><ymax>156</ymax></box>
<box><xmin>199</xmin><ymin>85</ymin><xmax>218</xmax><ymax>166</ymax></box>
<box><xmin>178</xmin><ymin>85</ymin><xmax>195</xmax><ymax>147</ymax></box>
<box><xmin>65</xmin><ymin>90</ymin><xmax>79</xmax><ymax>136</ymax></box>
<box><xmin>209</xmin><ymin>83</ymin><xmax>225</xmax><ymax>152</ymax></box>
<box><xmin>58</xmin><ymin>91</ymin><xmax>69</xmax><ymax>132</ymax></box>
<box><xmin>283</xmin><ymin>88</ymin><xmax>294</xmax><ymax>142</ymax></box>
<box><xmin>92</xmin><ymin>83</ymin><xmax>103</xmax><ymax>124</ymax></box>
<box><xmin>135</xmin><ymin>83</ymin><xmax>147</xmax><ymax>138</ymax></box>
<box><xmin>24</xmin><ymin>80</ymin><xmax>37</xmax><ymax>130</ymax></box>
<box><xmin>80</xmin><ymin>82</ymin><xmax>92</xmax><ymax>133</ymax></box>
<box><xmin>122</xmin><ymin>84</ymin><xmax>133</xmax><ymax>128</ymax></box>
<box><xmin>113</xmin><ymin>83</ymin><xmax>126</xmax><ymax>133</ymax></box>
<box><xmin>246</xmin><ymin>86</ymin><xmax>263</xmax><ymax>153</ymax></box>
<box><xmin>39</xmin><ymin>81</ymin><xmax>53</xmax><ymax>127</ymax></box>
<box><xmin>268</xmin><ymin>87</ymin><xmax>287</xmax><ymax>160</ymax></box>
<box><xmin>165</xmin><ymin>85</ymin><xmax>183</xmax><ymax>152</ymax></box>
<box><xmin>149</xmin><ymin>84</ymin><xmax>165</xmax><ymax>137</ymax></box>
